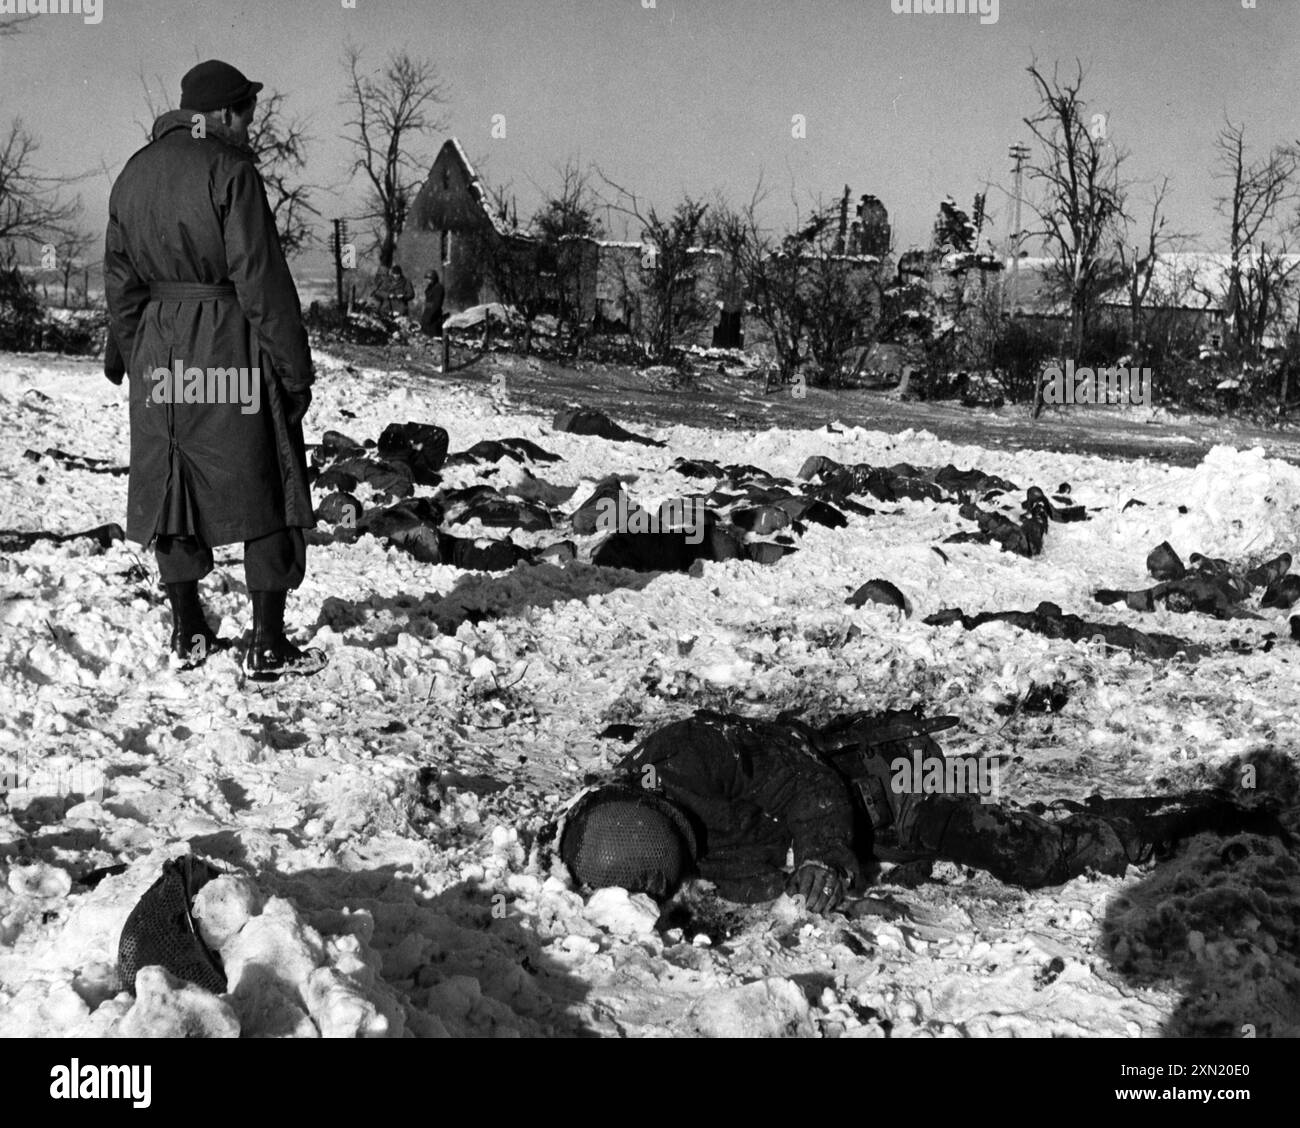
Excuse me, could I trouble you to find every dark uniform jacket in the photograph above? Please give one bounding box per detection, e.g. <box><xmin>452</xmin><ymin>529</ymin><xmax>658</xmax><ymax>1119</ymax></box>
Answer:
<box><xmin>104</xmin><ymin>110</ymin><xmax>314</xmax><ymax>547</ymax></box>
<box><xmin>420</xmin><ymin>280</ymin><xmax>445</xmax><ymax>335</ymax></box>
<box><xmin>615</xmin><ymin>711</ymin><xmax>860</xmax><ymax>902</ymax></box>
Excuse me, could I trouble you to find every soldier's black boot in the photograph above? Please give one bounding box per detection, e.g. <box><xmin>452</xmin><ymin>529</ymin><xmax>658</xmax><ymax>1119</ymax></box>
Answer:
<box><xmin>164</xmin><ymin>581</ymin><xmax>223</xmax><ymax>669</ymax></box>
<box><xmin>242</xmin><ymin>589</ymin><xmax>326</xmax><ymax>681</ymax></box>
<box><xmin>1027</xmin><ymin>793</ymin><xmax>1291</xmax><ymax>886</ymax></box>
<box><xmin>1073</xmin><ymin>792</ymin><xmax>1291</xmax><ymax>861</ymax></box>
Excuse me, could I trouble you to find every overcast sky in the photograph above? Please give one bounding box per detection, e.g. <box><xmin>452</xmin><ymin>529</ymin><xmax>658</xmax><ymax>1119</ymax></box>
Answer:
<box><xmin>3</xmin><ymin>0</ymin><xmax>1299</xmax><ymax>273</ymax></box>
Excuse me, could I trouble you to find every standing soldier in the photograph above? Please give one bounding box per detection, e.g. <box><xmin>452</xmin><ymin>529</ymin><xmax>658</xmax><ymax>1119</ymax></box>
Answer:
<box><xmin>420</xmin><ymin>270</ymin><xmax>445</xmax><ymax>337</ymax></box>
<box><xmin>368</xmin><ymin>265</ymin><xmax>392</xmax><ymax>315</ymax></box>
<box><xmin>389</xmin><ymin>265</ymin><xmax>414</xmax><ymax>317</ymax></box>
<box><xmin>104</xmin><ymin>59</ymin><xmax>325</xmax><ymax>680</ymax></box>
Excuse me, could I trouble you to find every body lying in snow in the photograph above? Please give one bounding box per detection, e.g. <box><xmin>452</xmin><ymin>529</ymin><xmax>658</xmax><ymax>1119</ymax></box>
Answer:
<box><xmin>551</xmin><ymin>709</ymin><xmax>1290</xmax><ymax>914</ymax></box>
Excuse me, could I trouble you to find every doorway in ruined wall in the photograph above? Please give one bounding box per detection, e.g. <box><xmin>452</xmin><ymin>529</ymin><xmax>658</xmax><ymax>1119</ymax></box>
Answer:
<box><xmin>712</xmin><ymin>309</ymin><xmax>743</xmax><ymax>349</ymax></box>
<box><xmin>444</xmin><ymin>229</ymin><xmax>489</xmax><ymax>310</ymax></box>
<box><xmin>711</xmin><ymin>257</ymin><xmax>745</xmax><ymax>348</ymax></box>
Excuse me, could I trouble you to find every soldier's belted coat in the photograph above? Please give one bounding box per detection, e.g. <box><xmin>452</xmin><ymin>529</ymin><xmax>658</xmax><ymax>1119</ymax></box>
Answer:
<box><xmin>104</xmin><ymin>109</ymin><xmax>314</xmax><ymax>547</ymax></box>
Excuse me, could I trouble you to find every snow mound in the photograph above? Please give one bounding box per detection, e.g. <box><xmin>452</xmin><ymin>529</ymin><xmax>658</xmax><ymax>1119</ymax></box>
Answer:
<box><xmin>1145</xmin><ymin>445</ymin><xmax>1300</xmax><ymax>559</ymax></box>
<box><xmin>583</xmin><ymin>887</ymin><xmax>660</xmax><ymax>937</ymax></box>
<box><xmin>690</xmin><ymin>976</ymin><xmax>814</xmax><ymax>1038</ymax></box>
<box><xmin>120</xmin><ymin>966</ymin><xmax>241</xmax><ymax>1038</ymax></box>
<box><xmin>443</xmin><ymin>304</ymin><xmax>520</xmax><ymax>331</ymax></box>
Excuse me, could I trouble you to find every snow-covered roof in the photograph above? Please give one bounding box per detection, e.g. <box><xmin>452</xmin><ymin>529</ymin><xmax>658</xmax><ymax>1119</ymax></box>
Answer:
<box><xmin>765</xmin><ymin>250</ymin><xmax>882</xmax><ymax>266</ymax></box>
<box><xmin>1114</xmin><ymin>251</ymin><xmax>1300</xmax><ymax>309</ymax></box>
<box><xmin>1010</xmin><ymin>251</ymin><xmax>1300</xmax><ymax>313</ymax></box>
<box><xmin>557</xmin><ymin>235</ymin><xmax>725</xmax><ymax>256</ymax></box>
<box><xmin>942</xmin><ymin>250</ymin><xmax>1003</xmax><ymax>273</ymax></box>
<box><xmin>444</xmin><ymin>137</ymin><xmax>516</xmax><ymax>238</ymax></box>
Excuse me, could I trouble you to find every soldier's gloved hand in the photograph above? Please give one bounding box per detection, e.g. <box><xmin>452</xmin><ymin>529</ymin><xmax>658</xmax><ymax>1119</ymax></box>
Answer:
<box><xmin>787</xmin><ymin>860</ymin><xmax>846</xmax><ymax>915</ymax></box>
<box><xmin>284</xmin><ymin>384</ymin><xmax>312</xmax><ymax>427</ymax></box>
<box><xmin>104</xmin><ymin>340</ymin><xmax>125</xmax><ymax>386</ymax></box>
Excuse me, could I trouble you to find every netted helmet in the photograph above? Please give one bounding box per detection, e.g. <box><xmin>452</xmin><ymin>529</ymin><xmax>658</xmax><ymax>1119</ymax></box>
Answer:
<box><xmin>117</xmin><ymin>855</ymin><xmax>227</xmax><ymax>995</ymax></box>
<box><xmin>560</xmin><ymin>784</ymin><xmax>697</xmax><ymax>898</ymax></box>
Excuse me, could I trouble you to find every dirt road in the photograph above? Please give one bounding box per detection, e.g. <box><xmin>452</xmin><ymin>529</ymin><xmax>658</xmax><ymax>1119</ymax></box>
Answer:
<box><xmin>348</xmin><ymin>339</ymin><xmax>1300</xmax><ymax>468</ymax></box>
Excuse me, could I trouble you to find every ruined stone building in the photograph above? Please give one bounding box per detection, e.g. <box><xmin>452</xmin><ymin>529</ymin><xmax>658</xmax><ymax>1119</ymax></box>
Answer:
<box><xmin>400</xmin><ymin>138</ymin><xmax>741</xmax><ymax>345</ymax></box>
<box><xmin>397</xmin><ymin>139</ymin><xmax>511</xmax><ymax>310</ymax></box>
<box><xmin>848</xmin><ymin>194</ymin><xmax>892</xmax><ymax>258</ymax></box>
<box><xmin>399</xmin><ymin>140</ymin><xmax>899</xmax><ymax>351</ymax></box>
<box><xmin>559</xmin><ymin>237</ymin><xmax>737</xmax><ymax>347</ymax></box>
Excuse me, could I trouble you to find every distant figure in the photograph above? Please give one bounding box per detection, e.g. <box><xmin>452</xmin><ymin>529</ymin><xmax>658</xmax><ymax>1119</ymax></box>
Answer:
<box><xmin>368</xmin><ymin>266</ymin><xmax>391</xmax><ymax>314</ymax></box>
<box><xmin>420</xmin><ymin>269</ymin><xmax>445</xmax><ymax>337</ymax></box>
<box><xmin>389</xmin><ymin>265</ymin><xmax>414</xmax><ymax>316</ymax></box>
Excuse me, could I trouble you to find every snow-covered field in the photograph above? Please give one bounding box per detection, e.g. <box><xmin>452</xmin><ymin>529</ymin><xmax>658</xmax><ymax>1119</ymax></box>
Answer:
<box><xmin>1</xmin><ymin>349</ymin><xmax>1298</xmax><ymax>1038</ymax></box>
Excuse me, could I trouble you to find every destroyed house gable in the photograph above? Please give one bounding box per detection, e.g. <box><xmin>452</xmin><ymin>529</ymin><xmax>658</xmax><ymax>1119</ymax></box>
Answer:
<box><xmin>398</xmin><ymin>138</ymin><xmax>523</xmax><ymax>310</ymax></box>
<box><xmin>406</xmin><ymin>139</ymin><xmax>513</xmax><ymax>237</ymax></box>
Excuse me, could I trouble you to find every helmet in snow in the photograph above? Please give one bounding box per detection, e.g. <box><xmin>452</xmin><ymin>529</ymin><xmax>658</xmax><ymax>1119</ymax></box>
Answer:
<box><xmin>117</xmin><ymin>855</ymin><xmax>227</xmax><ymax>995</ymax></box>
<box><xmin>560</xmin><ymin>784</ymin><xmax>697</xmax><ymax>899</ymax></box>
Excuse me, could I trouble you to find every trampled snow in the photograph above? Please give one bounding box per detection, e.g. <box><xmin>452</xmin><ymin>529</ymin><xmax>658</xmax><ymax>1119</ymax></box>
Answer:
<box><xmin>1</xmin><ymin>350</ymin><xmax>1297</xmax><ymax>1037</ymax></box>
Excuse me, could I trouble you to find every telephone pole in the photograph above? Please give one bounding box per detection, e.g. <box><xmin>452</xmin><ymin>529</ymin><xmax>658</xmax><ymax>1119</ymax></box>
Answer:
<box><xmin>331</xmin><ymin>219</ymin><xmax>350</xmax><ymax>311</ymax></box>
<box><xmin>1007</xmin><ymin>142</ymin><xmax>1030</xmax><ymax>316</ymax></box>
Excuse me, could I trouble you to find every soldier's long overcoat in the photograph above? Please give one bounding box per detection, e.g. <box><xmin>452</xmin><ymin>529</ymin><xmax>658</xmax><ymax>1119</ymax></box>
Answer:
<box><xmin>104</xmin><ymin>110</ymin><xmax>314</xmax><ymax>547</ymax></box>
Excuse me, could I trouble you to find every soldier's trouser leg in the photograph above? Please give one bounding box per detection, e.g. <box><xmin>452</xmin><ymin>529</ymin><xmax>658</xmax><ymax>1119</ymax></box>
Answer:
<box><xmin>154</xmin><ymin>536</ymin><xmax>214</xmax><ymax>583</ymax></box>
<box><xmin>897</xmin><ymin>794</ymin><xmax>1131</xmax><ymax>888</ymax></box>
<box><xmin>244</xmin><ymin>528</ymin><xmax>306</xmax><ymax>591</ymax></box>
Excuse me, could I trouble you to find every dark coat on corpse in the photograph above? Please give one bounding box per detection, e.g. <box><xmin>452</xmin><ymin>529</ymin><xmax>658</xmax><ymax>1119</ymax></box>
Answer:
<box><xmin>615</xmin><ymin>711</ymin><xmax>861</xmax><ymax>902</ymax></box>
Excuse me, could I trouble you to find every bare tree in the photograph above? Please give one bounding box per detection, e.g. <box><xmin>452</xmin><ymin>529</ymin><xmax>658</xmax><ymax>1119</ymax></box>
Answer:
<box><xmin>800</xmin><ymin>214</ymin><xmax>887</xmax><ymax>387</ymax></box>
<box><xmin>133</xmin><ymin>70</ymin><xmax>172</xmax><ymax>142</ymax></box>
<box><xmin>0</xmin><ymin>14</ymin><xmax>37</xmax><ymax>35</ymax></box>
<box><xmin>737</xmin><ymin>207</ymin><xmax>811</xmax><ymax>383</ymax></box>
<box><xmin>341</xmin><ymin>44</ymin><xmax>450</xmax><ymax>268</ymax></box>
<box><xmin>1241</xmin><ymin>241</ymin><xmax>1300</xmax><ymax>350</ymax></box>
<box><xmin>51</xmin><ymin>229</ymin><xmax>95</xmax><ymax>307</ymax></box>
<box><xmin>534</xmin><ymin>161</ymin><xmax>602</xmax><ymax>343</ymax></box>
<box><xmin>1213</xmin><ymin>118</ymin><xmax>1299</xmax><ymax>348</ymax></box>
<box><xmin>1114</xmin><ymin>176</ymin><xmax>1188</xmax><ymax>355</ymax></box>
<box><xmin>469</xmin><ymin>184</ymin><xmax>547</xmax><ymax>353</ymax></box>
<box><xmin>699</xmin><ymin>188</ymin><xmax>751</xmax><ymax>350</ymax></box>
<box><xmin>1023</xmin><ymin>60</ymin><xmax>1129</xmax><ymax>356</ymax></box>
<box><xmin>596</xmin><ymin>171</ymin><xmax>716</xmax><ymax>360</ymax></box>
<box><xmin>0</xmin><ymin>13</ymin><xmax>84</xmax><ymax>342</ymax></box>
<box><xmin>730</xmin><ymin>187</ymin><xmax>885</xmax><ymax>387</ymax></box>
<box><xmin>0</xmin><ymin>118</ymin><xmax>82</xmax><ymax>248</ymax></box>
<box><xmin>247</xmin><ymin>91</ymin><xmax>321</xmax><ymax>256</ymax></box>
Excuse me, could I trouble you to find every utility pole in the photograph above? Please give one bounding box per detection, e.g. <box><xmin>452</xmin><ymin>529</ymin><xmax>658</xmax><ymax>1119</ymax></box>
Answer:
<box><xmin>331</xmin><ymin>219</ymin><xmax>350</xmax><ymax>311</ymax></box>
<box><xmin>1007</xmin><ymin>143</ymin><xmax>1030</xmax><ymax>317</ymax></box>
<box><xmin>1130</xmin><ymin>242</ymin><xmax>1142</xmax><ymax>355</ymax></box>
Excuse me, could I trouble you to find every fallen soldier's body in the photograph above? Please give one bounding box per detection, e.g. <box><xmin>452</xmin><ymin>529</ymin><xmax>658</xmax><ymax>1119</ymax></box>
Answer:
<box><xmin>555</xmin><ymin>709</ymin><xmax>1289</xmax><ymax>914</ymax></box>
<box><xmin>1094</xmin><ymin>546</ymin><xmax>1297</xmax><ymax>618</ymax></box>
<box><xmin>925</xmin><ymin>601</ymin><xmax>1207</xmax><ymax>661</ymax></box>
<box><xmin>552</xmin><ymin>407</ymin><xmax>665</xmax><ymax>448</ymax></box>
